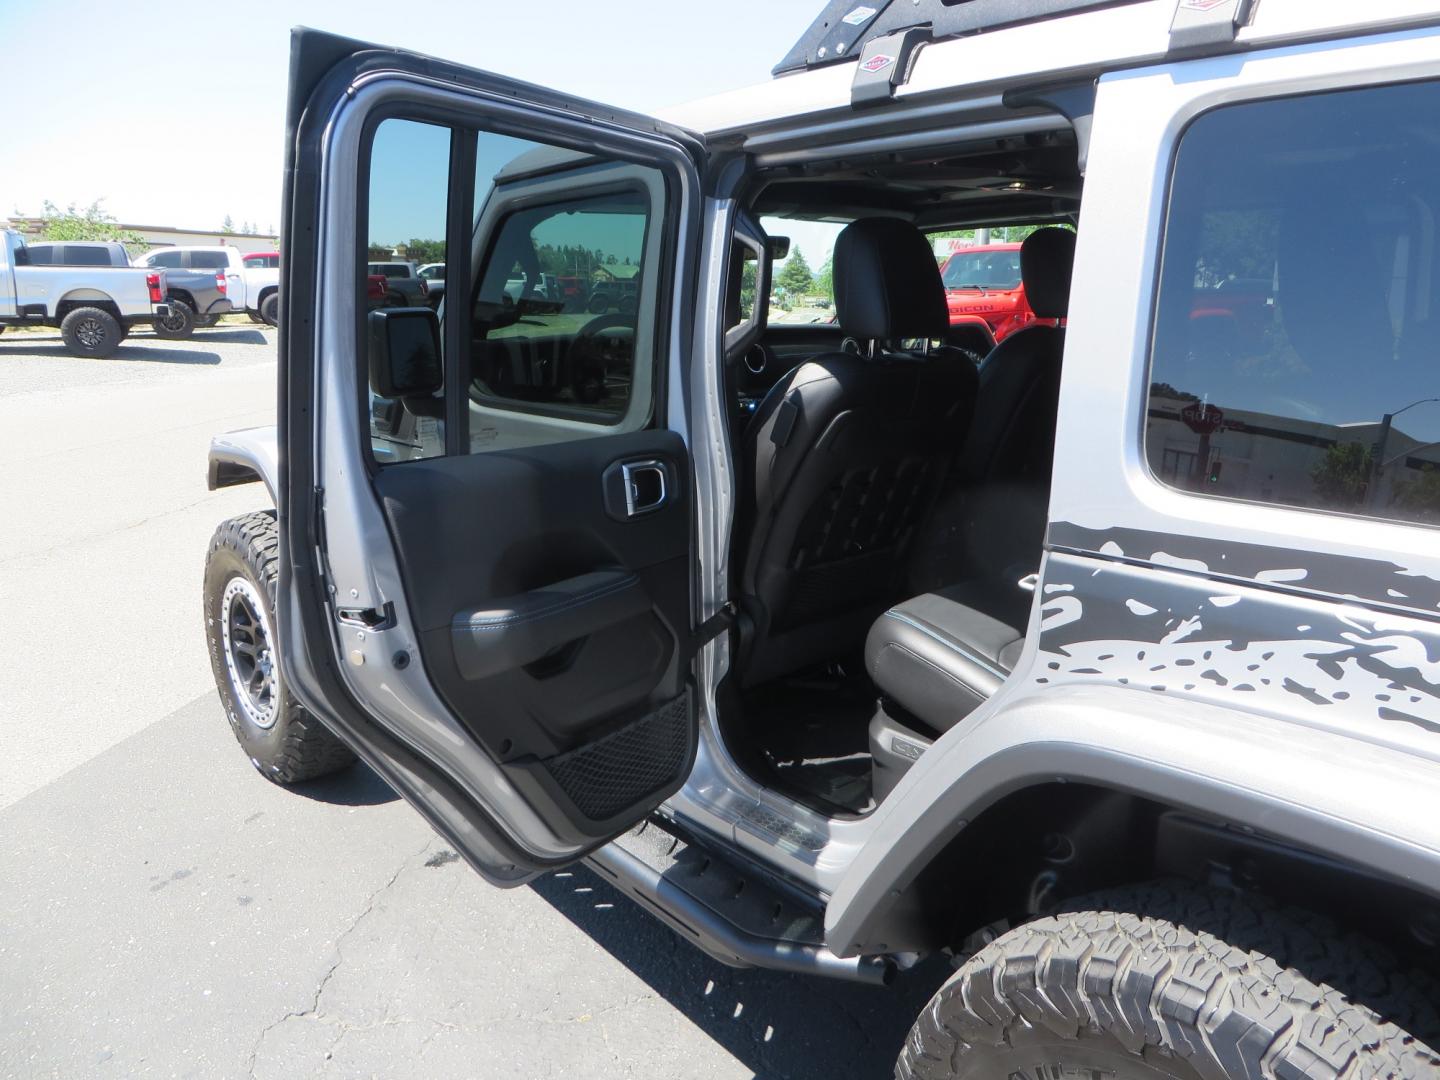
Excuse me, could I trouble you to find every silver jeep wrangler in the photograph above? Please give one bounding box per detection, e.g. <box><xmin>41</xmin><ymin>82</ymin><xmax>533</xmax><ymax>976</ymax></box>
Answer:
<box><xmin>204</xmin><ymin>4</ymin><xmax>1440</xmax><ymax>1075</ymax></box>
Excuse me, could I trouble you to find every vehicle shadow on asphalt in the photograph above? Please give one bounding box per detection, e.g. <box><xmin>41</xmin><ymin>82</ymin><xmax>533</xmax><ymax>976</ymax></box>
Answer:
<box><xmin>0</xmin><ymin>342</ymin><xmax>224</xmax><ymax>365</ymax></box>
<box><xmin>287</xmin><ymin>761</ymin><xmax>401</xmax><ymax>806</ymax></box>
<box><xmin>193</xmin><ymin>328</ymin><xmax>269</xmax><ymax>345</ymax></box>
<box><xmin>530</xmin><ymin>864</ymin><xmax>951</xmax><ymax>1079</ymax></box>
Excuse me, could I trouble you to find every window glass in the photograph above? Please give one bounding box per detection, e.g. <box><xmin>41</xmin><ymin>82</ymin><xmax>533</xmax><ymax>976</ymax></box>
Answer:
<box><xmin>24</xmin><ymin>244</ymin><xmax>56</xmax><ymax>263</ymax></box>
<box><xmin>365</xmin><ymin>118</ymin><xmax>450</xmax><ymax>462</ymax></box>
<box><xmin>726</xmin><ymin>242</ymin><xmax>759</xmax><ymax>331</ymax></box>
<box><xmin>759</xmin><ymin>216</ymin><xmax>843</xmax><ymax>324</ymax></box>
<box><xmin>362</xmin><ymin>120</ymin><xmax>669</xmax><ymax>460</ymax></box>
<box><xmin>1147</xmin><ymin>82</ymin><xmax>1440</xmax><ymax>526</ymax></box>
<box><xmin>148</xmin><ymin>250</ymin><xmax>183</xmax><ymax>268</ymax></box>
<box><xmin>191</xmin><ymin>251</ymin><xmax>229</xmax><ymax>269</ymax></box>
<box><xmin>64</xmin><ymin>246</ymin><xmax>111</xmax><ymax>266</ymax></box>
<box><xmin>939</xmin><ymin>248</ymin><xmax>1021</xmax><ymax>290</ymax></box>
<box><xmin>469</xmin><ymin>185</ymin><xmax>656</xmax><ymax>431</ymax></box>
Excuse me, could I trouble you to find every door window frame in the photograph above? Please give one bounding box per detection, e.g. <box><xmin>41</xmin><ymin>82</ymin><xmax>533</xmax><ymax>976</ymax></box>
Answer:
<box><xmin>354</xmin><ymin>100</ymin><xmax>686</xmax><ymax>472</ymax></box>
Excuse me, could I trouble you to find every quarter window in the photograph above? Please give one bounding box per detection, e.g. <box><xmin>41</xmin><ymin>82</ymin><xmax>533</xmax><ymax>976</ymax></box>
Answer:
<box><xmin>1146</xmin><ymin>81</ymin><xmax>1440</xmax><ymax>527</ymax></box>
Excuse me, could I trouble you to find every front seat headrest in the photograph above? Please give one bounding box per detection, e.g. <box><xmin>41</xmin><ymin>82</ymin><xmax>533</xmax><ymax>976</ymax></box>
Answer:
<box><xmin>1021</xmin><ymin>227</ymin><xmax>1076</xmax><ymax>320</ymax></box>
<box><xmin>834</xmin><ymin>217</ymin><xmax>949</xmax><ymax>341</ymax></box>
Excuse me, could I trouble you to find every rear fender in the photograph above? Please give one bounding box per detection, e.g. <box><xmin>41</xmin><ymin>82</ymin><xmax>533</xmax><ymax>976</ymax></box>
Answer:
<box><xmin>825</xmin><ymin>681</ymin><xmax>1440</xmax><ymax>957</ymax></box>
<box><xmin>208</xmin><ymin>426</ymin><xmax>279</xmax><ymax>503</ymax></box>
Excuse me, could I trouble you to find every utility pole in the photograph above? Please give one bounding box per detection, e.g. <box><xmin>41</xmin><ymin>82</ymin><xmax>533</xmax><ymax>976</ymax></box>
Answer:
<box><xmin>1368</xmin><ymin>397</ymin><xmax>1440</xmax><ymax>510</ymax></box>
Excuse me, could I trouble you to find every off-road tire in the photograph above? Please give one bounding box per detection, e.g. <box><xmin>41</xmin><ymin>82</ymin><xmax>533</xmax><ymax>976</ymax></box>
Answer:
<box><xmin>259</xmin><ymin>293</ymin><xmax>279</xmax><ymax>327</ymax></box>
<box><xmin>248</xmin><ymin>310</ymin><xmax>263</xmax><ymax>323</ymax></box>
<box><xmin>154</xmin><ymin>298</ymin><xmax>195</xmax><ymax>340</ymax></box>
<box><xmin>59</xmin><ymin>306</ymin><xmax>122</xmax><ymax>358</ymax></box>
<box><xmin>897</xmin><ymin>881</ymin><xmax>1440</xmax><ymax>1080</ymax></box>
<box><xmin>204</xmin><ymin>511</ymin><xmax>356</xmax><ymax>785</ymax></box>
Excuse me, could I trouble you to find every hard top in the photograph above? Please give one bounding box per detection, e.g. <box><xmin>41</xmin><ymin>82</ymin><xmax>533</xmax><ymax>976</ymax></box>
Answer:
<box><xmin>663</xmin><ymin>0</ymin><xmax>1440</xmax><ymax>138</ymax></box>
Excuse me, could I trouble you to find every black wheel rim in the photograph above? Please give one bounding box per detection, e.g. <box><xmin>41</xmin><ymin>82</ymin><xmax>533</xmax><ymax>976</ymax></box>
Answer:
<box><xmin>160</xmin><ymin>309</ymin><xmax>187</xmax><ymax>333</ymax></box>
<box><xmin>221</xmin><ymin>576</ymin><xmax>277</xmax><ymax>729</ymax></box>
<box><xmin>76</xmin><ymin>318</ymin><xmax>106</xmax><ymax>348</ymax></box>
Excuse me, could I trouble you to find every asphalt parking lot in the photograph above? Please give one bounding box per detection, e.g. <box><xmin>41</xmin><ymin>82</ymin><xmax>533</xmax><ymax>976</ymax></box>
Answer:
<box><xmin>0</xmin><ymin>326</ymin><xmax>949</xmax><ymax>1079</ymax></box>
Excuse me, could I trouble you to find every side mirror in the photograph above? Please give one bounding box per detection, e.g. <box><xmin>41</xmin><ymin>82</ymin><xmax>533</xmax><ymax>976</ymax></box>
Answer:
<box><xmin>368</xmin><ymin>307</ymin><xmax>442</xmax><ymax>398</ymax></box>
<box><xmin>768</xmin><ymin>236</ymin><xmax>791</xmax><ymax>261</ymax></box>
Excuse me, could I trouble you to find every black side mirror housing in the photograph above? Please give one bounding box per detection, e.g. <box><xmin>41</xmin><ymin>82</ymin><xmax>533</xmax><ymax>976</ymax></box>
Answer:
<box><xmin>368</xmin><ymin>307</ymin><xmax>443</xmax><ymax>398</ymax></box>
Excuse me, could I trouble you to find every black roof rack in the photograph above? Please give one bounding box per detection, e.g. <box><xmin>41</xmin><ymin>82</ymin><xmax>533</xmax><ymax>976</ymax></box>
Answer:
<box><xmin>773</xmin><ymin>0</ymin><xmax>1149</xmax><ymax>76</ymax></box>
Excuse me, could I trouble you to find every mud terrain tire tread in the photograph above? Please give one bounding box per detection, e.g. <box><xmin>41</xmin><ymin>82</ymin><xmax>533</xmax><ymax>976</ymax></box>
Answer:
<box><xmin>896</xmin><ymin>881</ymin><xmax>1440</xmax><ymax>1080</ymax></box>
<box><xmin>205</xmin><ymin>510</ymin><xmax>356</xmax><ymax>785</ymax></box>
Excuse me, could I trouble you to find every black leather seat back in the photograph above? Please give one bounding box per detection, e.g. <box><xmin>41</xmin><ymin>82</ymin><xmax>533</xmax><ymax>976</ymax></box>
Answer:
<box><xmin>738</xmin><ymin>219</ymin><xmax>979</xmax><ymax>687</ymax></box>
<box><xmin>909</xmin><ymin>227</ymin><xmax>1074</xmax><ymax>612</ymax></box>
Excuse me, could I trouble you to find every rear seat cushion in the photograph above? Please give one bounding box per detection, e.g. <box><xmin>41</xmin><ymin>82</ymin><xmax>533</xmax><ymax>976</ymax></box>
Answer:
<box><xmin>864</xmin><ymin>584</ymin><xmax>1024</xmax><ymax>736</ymax></box>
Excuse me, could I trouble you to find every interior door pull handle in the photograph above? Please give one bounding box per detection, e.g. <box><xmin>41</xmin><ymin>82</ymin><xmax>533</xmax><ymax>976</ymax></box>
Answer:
<box><xmin>621</xmin><ymin>460</ymin><xmax>667</xmax><ymax>517</ymax></box>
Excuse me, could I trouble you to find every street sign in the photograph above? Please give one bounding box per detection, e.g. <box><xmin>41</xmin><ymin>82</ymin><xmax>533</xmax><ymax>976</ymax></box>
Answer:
<box><xmin>1181</xmin><ymin>402</ymin><xmax>1224</xmax><ymax>435</ymax></box>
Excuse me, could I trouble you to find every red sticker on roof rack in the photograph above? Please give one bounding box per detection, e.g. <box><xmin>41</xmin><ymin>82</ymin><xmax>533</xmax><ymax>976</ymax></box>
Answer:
<box><xmin>861</xmin><ymin>53</ymin><xmax>895</xmax><ymax>73</ymax></box>
<box><xmin>1180</xmin><ymin>0</ymin><xmax>1230</xmax><ymax>9</ymax></box>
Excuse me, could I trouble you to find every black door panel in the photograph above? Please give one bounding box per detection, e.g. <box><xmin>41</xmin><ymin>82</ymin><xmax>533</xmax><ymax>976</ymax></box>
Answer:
<box><xmin>372</xmin><ymin>428</ymin><xmax>694</xmax><ymax>843</ymax></box>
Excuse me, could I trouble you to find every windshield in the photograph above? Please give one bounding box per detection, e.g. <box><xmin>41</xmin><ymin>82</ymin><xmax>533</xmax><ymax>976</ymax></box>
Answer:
<box><xmin>941</xmin><ymin>249</ymin><xmax>1021</xmax><ymax>290</ymax></box>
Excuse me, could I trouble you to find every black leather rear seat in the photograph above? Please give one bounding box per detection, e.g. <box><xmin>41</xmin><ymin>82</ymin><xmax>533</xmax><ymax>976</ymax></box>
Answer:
<box><xmin>864</xmin><ymin>583</ymin><xmax>1025</xmax><ymax>798</ymax></box>
<box><xmin>860</xmin><ymin>227</ymin><xmax>1076</xmax><ymax>801</ymax></box>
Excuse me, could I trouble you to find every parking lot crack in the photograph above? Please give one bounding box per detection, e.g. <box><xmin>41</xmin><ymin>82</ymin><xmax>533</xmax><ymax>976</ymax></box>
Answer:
<box><xmin>244</xmin><ymin>840</ymin><xmax>435</xmax><ymax>1077</ymax></box>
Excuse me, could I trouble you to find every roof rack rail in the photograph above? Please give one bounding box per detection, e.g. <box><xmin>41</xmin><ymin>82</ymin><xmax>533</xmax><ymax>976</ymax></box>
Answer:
<box><xmin>773</xmin><ymin>0</ymin><xmax>1149</xmax><ymax>76</ymax></box>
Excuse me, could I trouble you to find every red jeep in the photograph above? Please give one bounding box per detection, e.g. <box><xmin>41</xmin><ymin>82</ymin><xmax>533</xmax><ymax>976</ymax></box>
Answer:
<box><xmin>939</xmin><ymin>242</ymin><xmax>1040</xmax><ymax>343</ymax></box>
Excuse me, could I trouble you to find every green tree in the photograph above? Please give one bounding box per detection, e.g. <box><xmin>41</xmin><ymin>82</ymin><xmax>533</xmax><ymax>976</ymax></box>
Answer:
<box><xmin>1391</xmin><ymin>463</ymin><xmax>1440</xmax><ymax>522</ymax></box>
<box><xmin>740</xmin><ymin>257</ymin><xmax>758</xmax><ymax>317</ymax></box>
<box><xmin>1310</xmin><ymin>441</ymin><xmax>1373</xmax><ymax>509</ymax></box>
<box><xmin>403</xmin><ymin>237</ymin><xmax>446</xmax><ymax>264</ymax></box>
<box><xmin>39</xmin><ymin>200</ymin><xmax>147</xmax><ymax>256</ymax></box>
<box><xmin>814</xmin><ymin>257</ymin><xmax>834</xmax><ymax>303</ymax></box>
<box><xmin>221</xmin><ymin>214</ymin><xmax>234</xmax><ymax>233</ymax></box>
<box><xmin>776</xmin><ymin>246</ymin><xmax>813</xmax><ymax>297</ymax></box>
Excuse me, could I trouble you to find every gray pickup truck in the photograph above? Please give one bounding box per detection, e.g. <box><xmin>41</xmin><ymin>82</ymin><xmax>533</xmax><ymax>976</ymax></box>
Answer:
<box><xmin>24</xmin><ymin>240</ymin><xmax>233</xmax><ymax>339</ymax></box>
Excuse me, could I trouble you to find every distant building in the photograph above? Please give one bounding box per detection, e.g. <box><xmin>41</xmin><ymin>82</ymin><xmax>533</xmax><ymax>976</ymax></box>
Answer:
<box><xmin>2</xmin><ymin>218</ymin><xmax>279</xmax><ymax>254</ymax></box>
<box><xmin>592</xmin><ymin>263</ymin><xmax>641</xmax><ymax>284</ymax></box>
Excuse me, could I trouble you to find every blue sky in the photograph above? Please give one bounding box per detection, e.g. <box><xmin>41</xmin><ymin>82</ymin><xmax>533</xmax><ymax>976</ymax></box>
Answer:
<box><xmin>0</xmin><ymin>1</ymin><xmax>815</xmax><ymax>233</ymax></box>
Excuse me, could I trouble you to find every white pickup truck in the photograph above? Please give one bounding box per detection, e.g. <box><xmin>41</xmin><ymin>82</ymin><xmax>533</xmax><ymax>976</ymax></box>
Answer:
<box><xmin>0</xmin><ymin>229</ymin><xmax>171</xmax><ymax>357</ymax></box>
<box><xmin>132</xmin><ymin>245</ymin><xmax>279</xmax><ymax>326</ymax></box>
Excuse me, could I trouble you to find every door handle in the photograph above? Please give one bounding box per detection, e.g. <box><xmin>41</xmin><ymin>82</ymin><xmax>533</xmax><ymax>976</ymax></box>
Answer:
<box><xmin>620</xmin><ymin>459</ymin><xmax>667</xmax><ymax>517</ymax></box>
<box><xmin>601</xmin><ymin>457</ymin><xmax>673</xmax><ymax>521</ymax></box>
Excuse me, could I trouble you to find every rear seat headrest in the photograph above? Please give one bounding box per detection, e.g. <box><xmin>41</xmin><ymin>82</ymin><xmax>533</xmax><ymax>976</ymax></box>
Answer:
<box><xmin>833</xmin><ymin>217</ymin><xmax>949</xmax><ymax>342</ymax></box>
<box><xmin>1021</xmin><ymin>227</ymin><xmax>1076</xmax><ymax>320</ymax></box>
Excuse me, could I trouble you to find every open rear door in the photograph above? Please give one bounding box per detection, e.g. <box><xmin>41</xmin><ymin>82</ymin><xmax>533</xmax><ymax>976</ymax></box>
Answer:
<box><xmin>277</xmin><ymin>29</ymin><xmax>706</xmax><ymax>883</ymax></box>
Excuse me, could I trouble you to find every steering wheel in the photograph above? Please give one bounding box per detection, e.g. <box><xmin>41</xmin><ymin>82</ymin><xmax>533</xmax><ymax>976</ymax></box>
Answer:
<box><xmin>569</xmin><ymin>313</ymin><xmax>636</xmax><ymax>404</ymax></box>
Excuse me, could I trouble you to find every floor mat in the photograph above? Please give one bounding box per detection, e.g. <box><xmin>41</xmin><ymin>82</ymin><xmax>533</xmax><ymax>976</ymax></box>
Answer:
<box><xmin>743</xmin><ymin>673</ymin><xmax>877</xmax><ymax>816</ymax></box>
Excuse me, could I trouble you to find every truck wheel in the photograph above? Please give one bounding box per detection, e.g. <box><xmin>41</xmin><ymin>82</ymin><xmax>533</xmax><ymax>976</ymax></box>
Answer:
<box><xmin>60</xmin><ymin>306</ymin><xmax>122</xmax><ymax>358</ymax></box>
<box><xmin>259</xmin><ymin>293</ymin><xmax>279</xmax><ymax>327</ymax></box>
<box><xmin>153</xmin><ymin>299</ymin><xmax>195</xmax><ymax>340</ymax></box>
<box><xmin>247</xmin><ymin>311</ymin><xmax>264</xmax><ymax>324</ymax></box>
<box><xmin>897</xmin><ymin>882</ymin><xmax>1440</xmax><ymax>1080</ymax></box>
<box><xmin>204</xmin><ymin>511</ymin><xmax>356</xmax><ymax>785</ymax></box>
